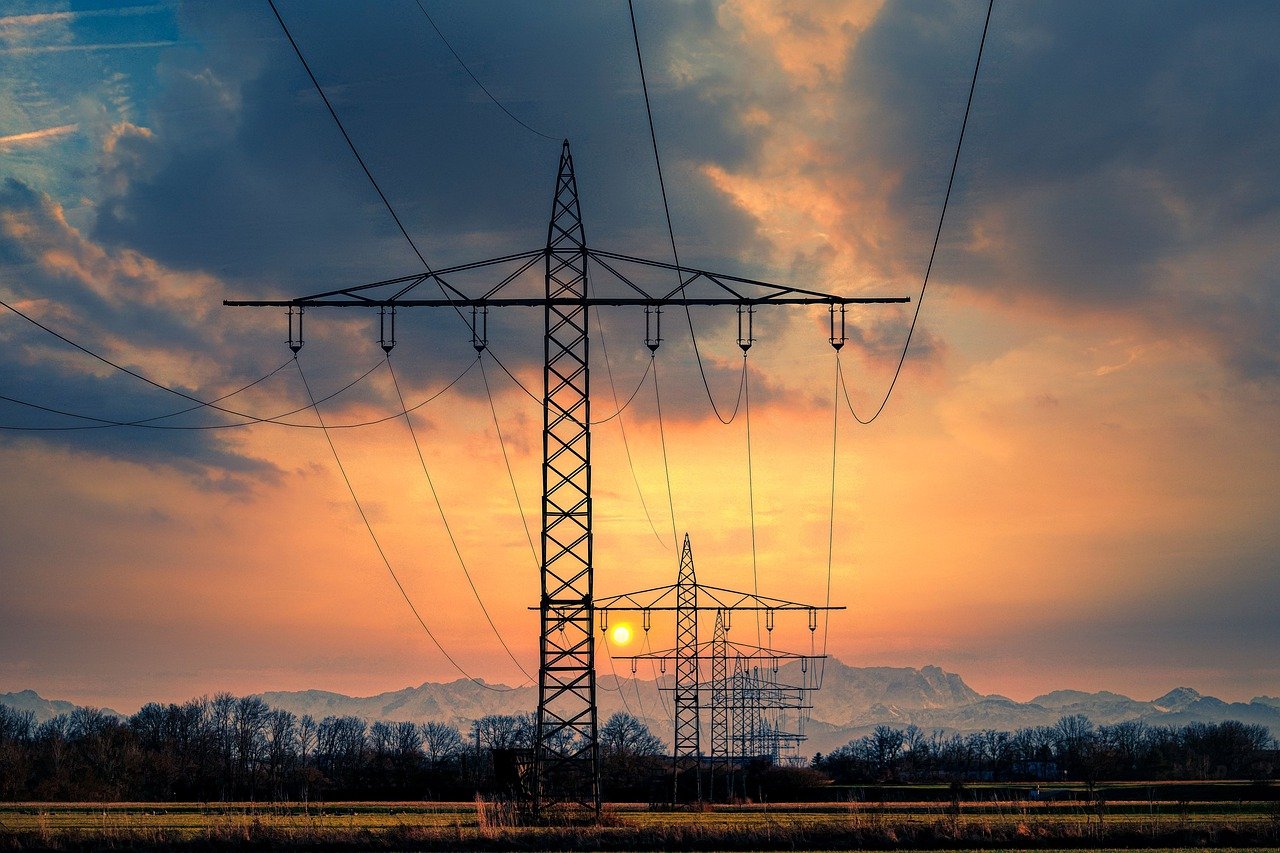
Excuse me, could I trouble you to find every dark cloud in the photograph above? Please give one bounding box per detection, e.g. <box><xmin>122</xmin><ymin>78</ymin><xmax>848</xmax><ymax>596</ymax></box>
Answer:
<box><xmin>840</xmin><ymin>1</ymin><xmax>1280</xmax><ymax>376</ymax></box>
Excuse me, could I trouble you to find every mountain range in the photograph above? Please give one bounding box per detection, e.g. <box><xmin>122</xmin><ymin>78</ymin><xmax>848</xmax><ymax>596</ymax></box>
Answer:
<box><xmin>5</xmin><ymin>661</ymin><xmax>1277</xmax><ymax>755</ymax></box>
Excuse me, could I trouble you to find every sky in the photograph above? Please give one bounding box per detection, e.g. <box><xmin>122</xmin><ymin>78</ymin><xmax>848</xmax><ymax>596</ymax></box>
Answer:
<box><xmin>1</xmin><ymin>0</ymin><xmax>1278</xmax><ymax>714</ymax></box>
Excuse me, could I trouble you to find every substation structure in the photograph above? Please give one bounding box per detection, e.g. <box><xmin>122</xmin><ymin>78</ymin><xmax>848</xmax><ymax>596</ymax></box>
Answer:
<box><xmin>599</xmin><ymin>534</ymin><xmax>841</xmax><ymax>803</ymax></box>
<box><xmin>226</xmin><ymin>141</ymin><xmax>905</xmax><ymax>817</ymax></box>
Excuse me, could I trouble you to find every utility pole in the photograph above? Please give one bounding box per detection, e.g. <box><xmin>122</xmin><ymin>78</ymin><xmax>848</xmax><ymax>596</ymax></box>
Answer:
<box><xmin>226</xmin><ymin>141</ymin><xmax>906</xmax><ymax>817</ymax></box>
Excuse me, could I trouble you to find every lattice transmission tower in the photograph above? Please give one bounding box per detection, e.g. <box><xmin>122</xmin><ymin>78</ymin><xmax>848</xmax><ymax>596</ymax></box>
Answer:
<box><xmin>599</xmin><ymin>533</ymin><xmax>837</xmax><ymax>803</ymax></box>
<box><xmin>227</xmin><ymin>142</ymin><xmax>905</xmax><ymax>816</ymax></box>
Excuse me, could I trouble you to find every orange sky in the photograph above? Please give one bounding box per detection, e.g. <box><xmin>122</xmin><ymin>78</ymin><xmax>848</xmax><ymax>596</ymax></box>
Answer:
<box><xmin>2</xmin><ymin>1</ymin><xmax>1278</xmax><ymax>711</ymax></box>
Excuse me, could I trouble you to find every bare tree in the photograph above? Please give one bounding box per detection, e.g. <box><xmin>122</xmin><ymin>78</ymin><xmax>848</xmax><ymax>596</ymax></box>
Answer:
<box><xmin>420</xmin><ymin>721</ymin><xmax>463</xmax><ymax>768</ymax></box>
<box><xmin>473</xmin><ymin>713</ymin><xmax>534</xmax><ymax>750</ymax></box>
<box><xmin>600</xmin><ymin>712</ymin><xmax>663</xmax><ymax>757</ymax></box>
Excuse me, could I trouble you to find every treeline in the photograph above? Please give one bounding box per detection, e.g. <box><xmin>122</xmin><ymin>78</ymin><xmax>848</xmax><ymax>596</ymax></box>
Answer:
<box><xmin>815</xmin><ymin>715</ymin><xmax>1278</xmax><ymax>784</ymax></box>
<box><xmin>0</xmin><ymin>696</ymin><xmax>665</xmax><ymax>802</ymax></box>
<box><xmin>3</xmin><ymin>698</ymin><xmax>1276</xmax><ymax>802</ymax></box>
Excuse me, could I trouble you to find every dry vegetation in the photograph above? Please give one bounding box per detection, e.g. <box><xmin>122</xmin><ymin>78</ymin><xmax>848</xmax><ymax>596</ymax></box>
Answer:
<box><xmin>1</xmin><ymin>800</ymin><xmax>1278</xmax><ymax>851</ymax></box>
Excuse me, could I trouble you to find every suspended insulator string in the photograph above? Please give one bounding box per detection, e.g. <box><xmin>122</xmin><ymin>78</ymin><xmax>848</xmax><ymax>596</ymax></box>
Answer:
<box><xmin>294</xmin><ymin>355</ymin><xmax>525</xmax><ymax>692</ymax></box>
<box><xmin>650</xmin><ymin>355</ymin><xmax>679</xmax><ymax>551</ymax></box>
<box><xmin>845</xmin><ymin>0</ymin><xmax>994</xmax><ymax>425</ymax></box>
<box><xmin>590</xmin><ymin>302</ymin><xmax>667</xmax><ymax>548</ymax></box>
<box><xmin>412</xmin><ymin>0</ymin><xmax>557</xmax><ymax>142</ymax></box>
<box><xmin>627</xmin><ymin>0</ymin><xmax>744</xmax><ymax>426</ymax></box>
<box><xmin>479</xmin><ymin>354</ymin><xmax>540</xmax><ymax>571</ymax></box>
<box><xmin>387</xmin><ymin>355</ymin><xmax>534</xmax><ymax>683</ymax></box>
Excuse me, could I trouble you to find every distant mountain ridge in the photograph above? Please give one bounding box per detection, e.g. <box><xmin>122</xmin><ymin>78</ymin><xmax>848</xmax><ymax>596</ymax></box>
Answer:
<box><xmin>0</xmin><ymin>689</ymin><xmax>120</xmax><ymax>724</ymax></box>
<box><xmin>5</xmin><ymin>662</ymin><xmax>1278</xmax><ymax>755</ymax></box>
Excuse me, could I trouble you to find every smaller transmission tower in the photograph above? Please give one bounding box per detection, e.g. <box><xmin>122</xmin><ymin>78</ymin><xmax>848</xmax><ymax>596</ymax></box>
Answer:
<box><xmin>597</xmin><ymin>534</ymin><xmax>839</xmax><ymax>803</ymax></box>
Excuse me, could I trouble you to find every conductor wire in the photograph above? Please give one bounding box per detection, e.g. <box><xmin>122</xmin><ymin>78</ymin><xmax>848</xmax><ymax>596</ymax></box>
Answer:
<box><xmin>387</xmin><ymin>355</ymin><xmax>534</xmax><ymax>683</ymax></box>
<box><xmin>295</xmin><ymin>355</ymin><xmax>526</xmax><ymax>692</ymax></box>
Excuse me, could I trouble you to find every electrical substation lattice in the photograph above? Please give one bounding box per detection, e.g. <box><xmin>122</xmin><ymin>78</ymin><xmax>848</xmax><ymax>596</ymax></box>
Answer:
<box><xmin>227</xmin><ymin>142</ymin><xmax>906</xmax><ymax>817</ymax></box>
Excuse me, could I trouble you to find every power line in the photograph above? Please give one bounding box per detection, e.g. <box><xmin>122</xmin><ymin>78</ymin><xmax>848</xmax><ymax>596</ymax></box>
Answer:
<box><xmin>268</xmin><ymin>0</ymin><xmax>435</xmax><ymax>273</ymax></box>
<box><xmin>294</xmin><ymin>355</ymin><xmax>524</xmax><ymax>692</ymax></box>
<box><xmin>485</xmin><ymin>347</ymin><xmax>540</xmax><ymax>405</ymax></box>
<box><xmin>387</xmin><ymin>355</ymin><xmax>534</xmax><ymax>683</ymax></box>
<box><xmin>0</xmin><ymin>325</ymin><xmax>476</xmax><ymax>431</ymax></box>
<box><xmin>744</xmin><ymin>355</ymin><xmax>760</xmax><ymax>646</ymax></box>
<box><xmin>649</xmin><ymin>355</ymin><xmax>679</xmax><ymax>551</ymax></box>
<box><xmin>815</xmin><ymin>354</ymin><xmax>843</xmax><ymax>704</ymax></box>
<box><xmin>271</xmin><ymin>0</ymin><xmax>498</xmax><ymax>356</ymax></box>
<box><xmin>845</xmin><ymin>0</ymin><xmax>994</xmax><ymax>425</ymax></box>
<box><xmin>589</xmin><ymin>357</ymin><xmax>651</xmax><ymax>426</ymax></box>
<box><xmin>412</xmin><ymin>0</ymin><xmax>557</xmax><ymax>142</ymax></box>
<box><xmin>590</xmin><ymin>301</ymin><xmax>666</xmax><ymax>548</ymax></box>
<box><xmin>0</xmin><ymin>296</ymin><xmax>397</xmax><ymax>429</ymax></box>
<box><xmin>626</xmin><ymin>0</ymin><xmax>744</xmax><ymax>427</ymax></box>
<box><xmin>0</xmin><ymin>358</ymin><xmax>291</xmax><ymax>431</ymax></box>
<box><xmin>478</xmin><ymin>354</ymin><xmax>540</xmax><ymax>571</ymax></box>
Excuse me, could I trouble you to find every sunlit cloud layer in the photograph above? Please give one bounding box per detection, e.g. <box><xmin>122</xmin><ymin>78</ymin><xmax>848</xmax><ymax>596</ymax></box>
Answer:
<box><xmin>1</xmin><ymin>0</ymin><xmax>1277</xmax><ymax>711</ymax></box>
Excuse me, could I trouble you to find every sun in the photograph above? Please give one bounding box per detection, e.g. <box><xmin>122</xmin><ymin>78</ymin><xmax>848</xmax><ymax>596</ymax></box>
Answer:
<box><xmin>610</xmin><ymin>623</ymin><xmax>633</xmax><ymax>645</ymax></box>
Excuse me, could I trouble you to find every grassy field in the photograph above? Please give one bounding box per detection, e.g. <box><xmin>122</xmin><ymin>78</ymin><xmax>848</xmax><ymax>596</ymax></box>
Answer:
<box><xmin>1</xmin><ymin>800</ymin><xmax>1278</xmax><ymax>850</ymax></box>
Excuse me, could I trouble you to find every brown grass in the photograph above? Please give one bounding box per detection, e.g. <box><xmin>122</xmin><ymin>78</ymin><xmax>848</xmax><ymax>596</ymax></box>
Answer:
<box><xmin>0</xmin><ymin>801</ymin><xmax>1277</xmax><ymax>850</ymax></box>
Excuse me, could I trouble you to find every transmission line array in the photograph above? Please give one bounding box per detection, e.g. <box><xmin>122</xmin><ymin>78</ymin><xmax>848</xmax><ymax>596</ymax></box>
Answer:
<box><xmin>0</xmin><ymin>0</ymin><xmax>999</xmax><ymax>822</ymax></box>
<box><xmin>598</xmin><ymin>534</ymin><xmax>840</xmax><ymax>803</ymax></box>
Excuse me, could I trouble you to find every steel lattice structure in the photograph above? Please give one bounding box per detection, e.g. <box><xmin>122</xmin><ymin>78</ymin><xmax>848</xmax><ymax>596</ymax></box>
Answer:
<box><xmin>227</xmin><ymin>142</ymin><xmax>904</xmax><ymax>817</ymax></box>
<box><xmin>535</xmin><ymin>142</ymin><xmax>598</xmax><ymax>813</ymax></box>
<box><xmin>600</xmin><ymin>534</ymin><xmax>838</xmax><ymax>802</ymax></box>
<box><xmin>673</xmin><ymin>534</ymin><xmax>701</xmax><ymax>800</ymax></box>
<box><xmin>709</xmin><ymin>609</ymin><xmax>729</xmax><ymax>798</ymax></box>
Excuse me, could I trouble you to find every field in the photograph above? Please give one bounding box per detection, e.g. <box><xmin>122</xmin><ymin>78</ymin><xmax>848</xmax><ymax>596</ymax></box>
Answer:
<box><xmin>2</xmin><ymin>797</ymin><xmax>1279</xmax><ymax>851</ymax></box>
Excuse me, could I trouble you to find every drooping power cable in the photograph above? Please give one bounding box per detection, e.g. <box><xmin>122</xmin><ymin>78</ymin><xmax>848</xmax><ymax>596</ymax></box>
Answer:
<box><xmin>844</xmin><ymin>0</ymin><xmax>994</xmax><ymax>424</ymax></box>
<box><xmin>268</xmin><ymin>0</ymin><xmax>436</xmax><ymax>274</ymax></box>
<box><xmin>295</xmin><ymin>355</ymin><xmax>525</xmax><ymax>692</ymax></box>
<box><xmin>649</xmin><ymin>354</ymin><xmax>680</xmax><ymax>551</ymax></box>
<box><xmin>627</xmin><ymin>0</ymin><xmax>745</xmax><ymax>426</ymax></box>
<box><xmin>590</xmin><ymin>301</ymin><xmax>667</xmax><ymax>548</ymax></box>
<box><xmin>478</xmin><ymin>354</ymin><xmax>540</xmax><ymax>571</ymax></box>
<box><xmin>387</xmin><ymin>355</ymin><xmax>534</xmax><ymax>683</ymax></box>
<box><xmin>412</xmin><ymin>0</ymin><xmax>557</xmax><ymax>142</ymax></box>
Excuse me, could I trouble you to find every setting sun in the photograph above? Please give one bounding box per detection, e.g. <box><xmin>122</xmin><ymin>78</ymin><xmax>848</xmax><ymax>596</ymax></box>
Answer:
<box><xmin>610</xmin><ymin>623</ymin><xmax>633</xmax><ymax>646</ymax></box>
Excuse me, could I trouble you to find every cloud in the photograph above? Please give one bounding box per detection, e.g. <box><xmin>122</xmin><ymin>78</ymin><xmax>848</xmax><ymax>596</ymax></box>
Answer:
<box><xmin>0</xmin><ymin>40</ymin><xmax>174</xmax><ymax>56</ymax></box>
<box><xmin>0</xmin><ymin>123</ymin><xmax>78</xmax><ymax>148</ymax></box>
<box><xmin>0</xmin><ymin>177</ymin><xmax>287</xmax><ymax>484</ymax></box>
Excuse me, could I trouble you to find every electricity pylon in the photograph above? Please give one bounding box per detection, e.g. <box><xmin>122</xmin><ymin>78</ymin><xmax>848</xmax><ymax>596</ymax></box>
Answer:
<box><xmin>598</xmin><ymin>533</ymin><xmax>839</xmax><ymax>803</ymax></box>
<box><xmin>226</xmin><ymin>141</ymin><xmax>905</xmax><ymax>817</ymax></box>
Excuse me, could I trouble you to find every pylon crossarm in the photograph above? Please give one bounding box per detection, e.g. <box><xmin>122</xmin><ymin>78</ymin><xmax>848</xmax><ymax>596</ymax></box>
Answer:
<box><xmin>687</xmin><ymin>584</ymin><xmax>845</xmax><ymax>612</ymax></box>
<box><xmin>615</xmin><ymin>639</ymin><xmax>825</xmax><ymax>663</ymax></box>
<box><xmin>586</xmin><ymin>248</ymin><xmax>910</xmax><ymax>304</ymax></box>
<box><xmin>224</xmin><ymin>249</ymin><xmax>909</xmax><ymax>308</ymax></box>
<box><xmin>594</xmin><ymin>582</ymin><xmax>845</xmax><ymax>612</ymax></box>
<box><xmin>593</xmin><ymin>584</ymin><xmax>679</xmax><ymax>610</ymax></box>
